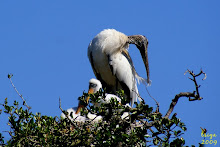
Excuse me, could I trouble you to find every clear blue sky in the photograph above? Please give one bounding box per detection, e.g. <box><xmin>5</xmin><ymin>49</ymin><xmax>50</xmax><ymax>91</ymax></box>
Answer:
<box><xmin>0</xmin><ymin>1</ymin><xmax>219</xmax><ymax>145</ymax></box>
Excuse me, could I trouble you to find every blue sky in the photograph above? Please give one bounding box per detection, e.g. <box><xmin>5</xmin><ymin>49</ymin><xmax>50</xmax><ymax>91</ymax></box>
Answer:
<box><xmin>0</xmin><ymin>1</ymin><xmax>219</xmax><ymax>145</ymax></box>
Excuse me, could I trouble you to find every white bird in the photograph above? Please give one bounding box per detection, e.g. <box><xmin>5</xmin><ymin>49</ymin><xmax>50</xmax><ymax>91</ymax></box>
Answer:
<box><xmin>61</xmin><ymin>107</ymin><xmax>102</xmax><ymax>123</ymax></box>
<box><xmin>61</xmin><ymin>107</ymin><xmax>88</xmax><ymax>122</ymax></box>
<box><xmin>76</xmin><ymin>78</ymin><xmax>121</xmax><ymax>113</ymax></box>
<box><xmin>88</xmin><ymin>29</ymin><xmax>150</xmax><ymax>107</ymax></box>
<box><xmin>76</xmin><ymin>78</ymin><xmax>130</xmax><ymax>120</ymax></box>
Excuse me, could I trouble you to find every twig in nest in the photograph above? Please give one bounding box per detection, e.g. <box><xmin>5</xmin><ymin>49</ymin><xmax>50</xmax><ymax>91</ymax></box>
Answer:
<box><xmin>132</xmin><ymin>89</ymin><xmax>145</xmax><ymax>103</ymax></box>
<box><xmin>8</xmin><ymin>74</ymin><xmax>31</xmax><ymax>110</ymax></box>
<box><xmin>59</xmin><ymin>97</ymin><xmax>77</xmax><ymax>127</ymax></box>
<box><xmin>144</xmin><ymin>86</ymin><xmax>160</xmax><ymax>112</ymax></box>
<box><xmin>164</xmin><ymin>69</ymin><xmax>206</xmax><ymax>118</ymax></box>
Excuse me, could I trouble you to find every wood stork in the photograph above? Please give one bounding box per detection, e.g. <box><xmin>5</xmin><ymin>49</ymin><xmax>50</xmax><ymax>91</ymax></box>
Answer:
<box><xmin>76</xmin><ymin>78</ymin><xmax>122</xmax><ymax>114</ymax></box>
<box><xmin>61</xmin><ymin>107</ymin><xmax>102</xmax><ymax>123</ymax></box>
<box><xmin>88</xmin><ymin>29</ymin><xmax>150</xmax><ymax>107</ymax></box>
<box><xmin>61</xmin><ymin>107</ymin><xmax>88</xmax><ymax>122</ymax></box>
<box><xmin>75</xmin><ymin>79</ymin><xmax>130</xmax><ymax>119</ymax></box>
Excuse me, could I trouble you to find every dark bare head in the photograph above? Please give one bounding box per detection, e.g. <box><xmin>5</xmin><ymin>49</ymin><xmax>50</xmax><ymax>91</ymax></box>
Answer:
<box><xmin>128</xmin><ymin>35</ymin><xmax>150</xmax><ymax>84</ymax></box>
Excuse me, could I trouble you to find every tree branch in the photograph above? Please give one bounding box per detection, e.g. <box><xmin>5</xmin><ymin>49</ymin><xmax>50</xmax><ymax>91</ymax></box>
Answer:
<box><xmin>164</xmin><ymin>69</ymin><xmax>205</xmax><ymax>118</ymax></box>
<box><xmin>8</xmin><ymin>74</ymin><xmax>31</xmax><ymax>110</ymax></box>
<box><xmin>59</xmin><ymin>97</ymin><xmax>78</xmax><ymax>127</ymax></box>
<box><xmin>144</xmin><ymin>86</ymin><xmax>160</xmax><ymax>112</ymax></box>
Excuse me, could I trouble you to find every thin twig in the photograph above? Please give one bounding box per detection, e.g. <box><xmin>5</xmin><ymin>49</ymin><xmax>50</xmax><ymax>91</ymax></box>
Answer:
<box><xmin>144</xmin><ymin>86</ymin><xmax>160</xmax><ymax>112</ymax></box>
<box><xmin>132</xmin><ymin>89</ymin><xmax>145</xmax><ymax>103</ymax></box>
<box><xmin>8</xmin><ymin>74</ymin><xmax>31</xmax><ymax>110</ymax></box>
<box><xmin>59</xmin><ymin>97</ymin><xmax>65</xmax><ymax>113</ymax></box>
<box><xmin>59</xmin><ymin>97</ymin><xmax>77</xmax><ymax>127</ymax></box>
<box><xmin>132</xmin><ymin>84</ymin><xmax>160</xmax><ymax>112</ymax></box>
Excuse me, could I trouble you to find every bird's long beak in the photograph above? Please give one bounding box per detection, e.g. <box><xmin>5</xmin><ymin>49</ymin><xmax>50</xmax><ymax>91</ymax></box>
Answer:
<box><xmin>128</xmin><ymin>35</ymin><xmax>150</xmax><ymax>84</ymax></box>
<box><xmin>75</xmin><ymin>88</ymin><xmax>94</xmax><ymax>114</ymax></box>
<box><xmin>139</xmin><ymin>40</ymin><xmax>150</xmax><ymax>85</ymax></box>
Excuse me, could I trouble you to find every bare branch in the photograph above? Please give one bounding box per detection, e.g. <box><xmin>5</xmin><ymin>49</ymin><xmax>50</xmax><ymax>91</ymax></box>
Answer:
<box><xmin>59</xmin><ymin>97</ymin><xmax>65</xmax><ymax>113</ymax></box>
<box><xmin>8</xmin><ymin>74</ymin><xmax>31</xmax><ymax>110</ymax></box>
<box><xmin>164</xmin><ymin>69</ymin><xmax>205</xmax><ymax>118</ymax></box>
<box><xmin>132</xmin><ymin>89</ymin><xmax>145</xmax><ymax>102</ymax></box>
<box><xmin>144</xmin><ymin>86</ymin><xmax>160</xmax><ymax>112</ymax></box>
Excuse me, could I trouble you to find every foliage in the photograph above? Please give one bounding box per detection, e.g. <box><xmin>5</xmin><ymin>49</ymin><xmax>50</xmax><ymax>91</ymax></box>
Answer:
<box><xmin>1</xmin><ymin>91</ymin><xmax>187</xmax><ymax>146</ymax></box>
<box><xmin>1</xmin><ymin>69</ymin><xmax>205</xmax><ymax>146</ymax></box>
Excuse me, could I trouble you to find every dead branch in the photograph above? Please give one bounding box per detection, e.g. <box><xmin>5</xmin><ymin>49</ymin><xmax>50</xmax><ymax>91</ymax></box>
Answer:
<box><xmin>8</xmin><ymin>74</ymin><xmax>31</xmax><ymax>110</ymax></box>
<box><xmin>164</xmin><ymin>69</ymin><xmax>205</xmax><ymax>118</ymax></box>
<box><xmin>144</xmin><ymin>86</ymin><xmax>160</xmax><ymax>112</ymax></box>
<box><xmin>59</xmin><ymin>97</ymin><xmax>65</xmax><ymax>114</ymax></box>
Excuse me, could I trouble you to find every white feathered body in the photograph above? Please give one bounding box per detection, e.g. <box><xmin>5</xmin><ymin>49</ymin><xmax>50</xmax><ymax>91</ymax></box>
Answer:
<box><xmin>88</xmin><ymin>29</ymin><xmax>140</xmax><ymax>107</ymax></box>
<box><xmin>61</xmin><ymin>107</ymin><xmax>102</xmax><ymax>123</ymax></box>
<box><xmin>92</xmin><ymin>93</ymin><xmax>130</xmax><ymax>120</ymax></box>
<box><xmin>61</xmin><ymin>107</ymin><xmax>87</xmax><ymax>122</ymax></box>
<box><xmin>93</xmin><ymin>93</ymin><xmax>121</xmax><ymax>107</ymax></box>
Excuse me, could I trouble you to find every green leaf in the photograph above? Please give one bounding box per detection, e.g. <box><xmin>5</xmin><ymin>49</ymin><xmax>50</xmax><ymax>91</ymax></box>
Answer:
<box><xmin>8</xmin><ymin>74</ymin><xmax>13</xmax><ymax>79</ymax></box>
<box><xmin>153</xmin><ymin>138</ymin><xmax>159</xmax><ymax>145</ymax></box>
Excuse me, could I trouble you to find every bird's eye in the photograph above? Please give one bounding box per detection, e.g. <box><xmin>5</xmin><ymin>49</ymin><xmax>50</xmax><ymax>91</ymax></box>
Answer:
<box><xmin>89</xmin><ymin>83</ymin><xmax>97</xmax><ymax>88</ymax></box>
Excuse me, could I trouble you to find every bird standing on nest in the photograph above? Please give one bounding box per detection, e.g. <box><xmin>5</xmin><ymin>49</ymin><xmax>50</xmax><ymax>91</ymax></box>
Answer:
<box><xmin>88</xmin><ymin>29</ymin><xmax>150</xmax><ymax>107</ymax></box>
